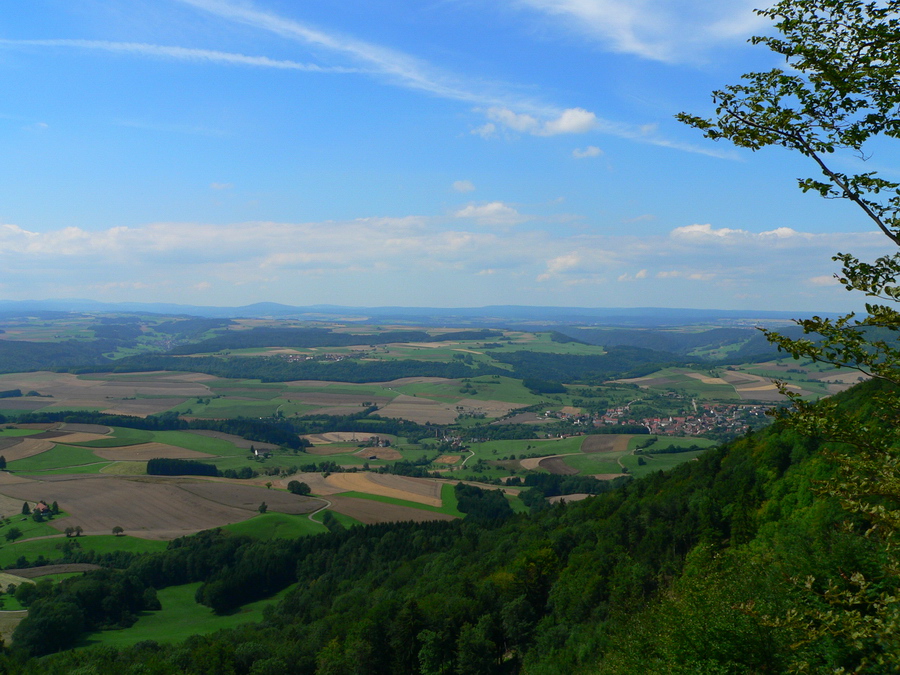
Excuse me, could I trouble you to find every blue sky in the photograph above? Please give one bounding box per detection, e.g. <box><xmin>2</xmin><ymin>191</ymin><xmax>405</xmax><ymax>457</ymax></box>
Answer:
<box><xmin>0</xmin><ymin>0</ymin><xmax>894</xmax><ymax>311</ymax></box>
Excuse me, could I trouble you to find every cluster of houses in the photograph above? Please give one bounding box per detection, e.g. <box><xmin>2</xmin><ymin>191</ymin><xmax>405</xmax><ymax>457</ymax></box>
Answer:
<box><xmin>360</xmin><ymin>436</ymin><xmax>391</xmax><ymax>448</ymax></box>
<box><xmin>550</xmin><ymin>402</ymin><xmax>770</xmax><ymax>437</ymax></box>
<box><xmin>279</xmin><ymin>352</ymin><xmax>350</xmax><ymax>363</ymax></box>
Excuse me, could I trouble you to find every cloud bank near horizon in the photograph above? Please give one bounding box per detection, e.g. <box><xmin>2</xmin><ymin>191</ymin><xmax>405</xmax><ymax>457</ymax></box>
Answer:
<box><xmin>0</xmin><ymin>217</ymin><xmax>886</xmax><ymax>310</ymax></box>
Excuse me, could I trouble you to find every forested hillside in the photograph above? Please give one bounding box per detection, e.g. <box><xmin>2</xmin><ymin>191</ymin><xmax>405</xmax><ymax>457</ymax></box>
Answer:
<box><xmin>0</xmin><ymin>378</ymin><xmax>890</xmax><ymax>673</ymax></box>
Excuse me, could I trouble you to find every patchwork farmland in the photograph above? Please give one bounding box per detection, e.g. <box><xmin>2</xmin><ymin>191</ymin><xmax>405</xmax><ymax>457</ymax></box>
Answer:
<box><xmin>0</xmin><ymin>314</ymin><xmax>849</xmax><ymax>649</ymax></box>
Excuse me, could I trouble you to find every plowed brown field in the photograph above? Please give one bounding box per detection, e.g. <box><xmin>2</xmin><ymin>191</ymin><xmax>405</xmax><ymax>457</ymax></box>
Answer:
<box><xmin>177</xmin><ymin>482</ymin><xmax>319</xmax><ymax>515</ymax></box>
<box><xmin>0</xmin><ymin>476</ymin><xmax>271</xmax><ymax>539</ymax></box>
<box><xmin>1</xmin><ymin>439</ymin><xmax>55</xmax><ymax>462</ymax></box>
<box><xmin>376</xmin><ymin>394</ymin><xmax>458</xmax><ymax>424</ymax></box>
<box><xmin>353</xmin><ymin>447</ymin><xmax>402</xmax><ymax>460</ymax></box>
<box><xmin>538</xmin><ymin>457</ymin><xmax>580</xmax><ymax>475</ymax></box>
<box><xmin>581</xmin><ymin>434</ymin><xmax>633</xmax><ymax>453</ymax></box>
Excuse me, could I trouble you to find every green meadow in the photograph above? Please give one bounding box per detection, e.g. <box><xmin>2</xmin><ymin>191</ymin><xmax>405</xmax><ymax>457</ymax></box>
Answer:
<box><xmin>84</xmin><ymin>581</ymin><xmax>296</xmax><ymax>648</ymax></box>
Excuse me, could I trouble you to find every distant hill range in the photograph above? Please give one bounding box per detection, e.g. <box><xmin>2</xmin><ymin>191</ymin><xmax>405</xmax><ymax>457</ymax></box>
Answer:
<box><xmin>0</xmin><ymin>299</ymin><xmax>828</xmax><ymax>328</ymax></box>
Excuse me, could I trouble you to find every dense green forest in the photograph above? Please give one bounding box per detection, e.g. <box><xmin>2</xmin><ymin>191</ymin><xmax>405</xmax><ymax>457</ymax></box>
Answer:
<box><xmin>0</xmin><ymin>378</ymin><xmax>892</xmax><ymax>673</ymax></box>
<box><xmin>91</xmin><ymin>345</ymin><xmax>680</xmax><ymax>385</ymax></box>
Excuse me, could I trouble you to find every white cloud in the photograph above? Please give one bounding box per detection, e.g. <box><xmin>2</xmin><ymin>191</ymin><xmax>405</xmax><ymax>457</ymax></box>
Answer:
<box><xmin>176</xmin><ymin>0</ymin><xmax>542</xmax><ymax>107</ymax></box>
<box><xmin>452</xmin><ymin>180</ymin><xmax>476</xmax><ymax>193</ymax></box>
<box><xmin>487</xmin><ymin>108</ymin><xmax>539</xmax><ymax>134</ymax></box>
<box><xmin>617</xmin><ymin>268</ymin><xmax>648</xmax><ymax>282</ymax></box>
<box><xmin>671</xmin><ymin>223</ymin><xmax>812</xmax><ymax>244</ymax></box>
<box><xmin>809</xmin><ymin>274</ymin><xmax>839</xmax><ymax>286</ymax></box>
<box><xmin>0</xmin><ymin>5</ymin><xmax>728</xmax><ymax>156</ymax></box>
<box><xmin>573</xmin><ymin>145</ymin><xmax>603</xmax><ymax>159</ymax></box>
<box><xmin>454</xmin><ymin>202</ymin><xmax>527</xmax><ymax>226</ymax></box>
<box><xmin>471</xmin><ymin>123</ymin><xmax>497</xmax><ymax>138</ymax></box>
<box><xmin>540</xmin><ymin>108</ymin><xmax>599</xmax><ymax>135</ymax></box>
<box><xmin>654</xmin><ymin>270</ymin><xmax>714</xmax><ymax>281</ymax></box>
<box><xmin>538</xmin><ymin>253</ymin><xmax>582</xmax><ymax>281</ymax></box>
<box><xmin>210</xmin><ymin>182</ymin><xmax>234</xmax><ymax>190</ymax></box>
<box><xmin>0</xmin><ymin>39</ymin><xmax>353</xmax><ymax>73</ymax></box>
<box><xmin>487</xmin><ymin>107</ymin><xmax>599</xmax><ymax>136</ymax></box>
<box><xmin>0</xmin><ymin>214</ymin><xmax>881</xmax><ymax>310</ymax></box>
<box><xmin>671</xmin><ymin>223</ymin><xmax>745</xmax><ymax>241</ymax></box>
<box><xmin>173</xmin><ymin>0</ymin><xmax>716</xmax><ymax>154</ymax></box>
<box><xmin>512</xmin><ymin>0</ymin><xmax>767</xmax><ymax>63</ymax></box>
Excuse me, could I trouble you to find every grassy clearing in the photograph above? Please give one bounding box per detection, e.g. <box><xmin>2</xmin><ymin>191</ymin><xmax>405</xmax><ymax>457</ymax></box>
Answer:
<box><xmin>467</xmin><ymin>437</ymin><xmax>583</xmax><ymax>462</ymax></box>
<box><xmin>440</xmin><ymin>483</ymin><xmax>459</xmax><ymax>514</ymax></box>
<box><xmin>622</xmin><ymin>449</ymin><xmax>707</xmax><ymax>478</ymax></box>
<box><xmin>0</xmin><ymin>595</ymin><xmax>25</xmax><ymax>610</ymax></box>
<box><xmin>0</xmin><ymin>429</ymin><xmax>43</xmax><ymax>438</ymax></box>
<box><xmin>340</xmin><ymin>491</ymin><xmax>463</xmax><ymax>518</ymax></box>
<box><xmin>181</xmin><ymin>399</ymin><xmax>284</xmax><ymax>419</ymax></box>
<box><xmin>100</xmin><ymin>461</ymin><xmax>147</xmax><ymax>475</ymax></box>
<box><xmin>83</xmin><ymin>581</ymin><xmax>295</xmax><ymax>648</ymax></box>
<box><xmin>506</xmin><ymin>493</ymin><xmax>529</xmax><ymax>514</ymax></box>
<box><xmin>8</xmin><ymin>445</ymin><xmax>105</xmax><ymax>473</ymax></box>
<box><xmin>69</xmin><ymin>427</ymin><xmax>153</xmax><ymax>448</ymax></box>
<box><xmin>560</xmin><ymin>454</ymin><xmax>624</xmax><ymax>475</ymax></box>
<box><xmin>310</xmin><ymin>510</ymin><xmax>363</xmax><ymax>529</ymax></box>
<box><xmin>0</xmin><ymin>534</ymin><xmax>168</xmax><ymax>568</ymax></box>
<box><xmin>629</xmin><ymin>436</ymin><xmax>717</xmax><ymax>452</ymax></box>
<box><xmin>488</xmin><ymin>335</ymin><xmax>607</xmax><ymax>356</ymax></box>
<box><xmin>0</xmin><ymin>406</ymin><xmax>51</xmax><ymax>416</ymax></box>
<box><xmin>223</xmin><ymin>513</ymin><xmax>327</xmax><ymax>539</ymax></box>
<box><xmin>151</xmin><ymin>431</ymin><xmax>245</xmax><ymax>456</ymax></box>
<box><xmin>0</xmin><ymin>515</ymin><xmax>63</xmax><ymax>542</ymax></box>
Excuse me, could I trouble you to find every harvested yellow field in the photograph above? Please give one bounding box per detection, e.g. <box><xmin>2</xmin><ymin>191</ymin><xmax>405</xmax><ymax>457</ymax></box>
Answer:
<box><xmin>100</xmin><ymin>462</ymin><xmax>148</xmax><ymax>475</ymax></box>
<box><xmin>303</xmin><ymin>431</ymin><xmax>372</xmax><ymax>444</ymax></box>
<box><xmin>1</xmin><ymin>439</ymin><xmax>55</xmax><ymax>462</ymax></box>
<box><xmin>325</xmin><ymin>472</ymin><xmax>443</xmax><ymax>507</ymax></box>
<box><xmin>354</xmin><ymin>447</ymin><xmax>402</xmax><ymax>460</ymax></box>
<box><xmin>0</xmin><ymin>573</ymin><xmax>32</xmax><ymax>587</ymax></box>
<box><xmin>0</xmin><ymin>611</ymin><xmax>27</xmax><ymax>646</ymax></box>
<box><xmin>456</xmin><ymin>398</ymin><xmax>528</xmax><ymax>417</ymax></box>
<box><xmin>434</xmin><ymin>455</ymin><xmax>461</xmax><ymax>465</ymax></box>
<box><xmin>377</xmin><ymin>394</ymin><xmax>458</xmax><ymax>424</ymax></box>
<box><xmin>0</xmin><ymin>493</ymin><xmax>28</xmax><ymax>518</ymax></box>
<box><xmin>548</xmin><ymin>493</ymin><xmax>592</xmax><ymax>504</ymax></box>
